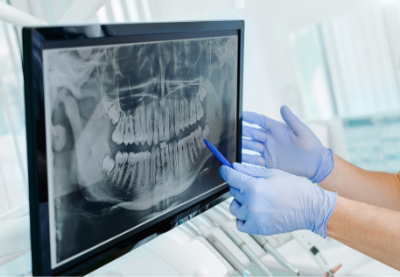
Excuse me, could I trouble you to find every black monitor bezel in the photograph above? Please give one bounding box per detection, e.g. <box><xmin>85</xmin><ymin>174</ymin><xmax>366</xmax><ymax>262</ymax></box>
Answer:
<box><xmin>23</xmin><ymin>20</ymin><xmax>244</xmax><ymax>276</ymax></box>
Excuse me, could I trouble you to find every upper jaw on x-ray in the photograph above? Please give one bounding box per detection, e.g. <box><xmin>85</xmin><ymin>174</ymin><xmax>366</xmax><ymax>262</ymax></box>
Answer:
<box><xmin>47</xmin><ymin>37</ymin><xmax>237</xmax><ymax>212</ymax></box>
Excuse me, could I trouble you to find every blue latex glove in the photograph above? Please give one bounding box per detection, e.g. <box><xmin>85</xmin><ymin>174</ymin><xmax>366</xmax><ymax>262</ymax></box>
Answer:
<box><xmin>242</xmin><ymin>106</ymin><xmax>334</xmax><ymax>183</ymax></box>
<box><xmin>220</xmin><ymin>163</ymin><xmax>337</xmax><ymax>238</ymax></box>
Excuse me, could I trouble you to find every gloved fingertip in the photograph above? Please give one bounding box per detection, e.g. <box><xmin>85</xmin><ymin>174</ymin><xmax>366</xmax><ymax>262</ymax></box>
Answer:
<box><xmin>242</xmin><ymin>111</ymin><xmax>255</xmax><ymax>121</ymax></box>
<box><xmin>232</xmin><ymin>162</ymin><xmax>243</xmax><ymax>170</ymax></box>
<box><xmin>280</xmin><ymin>105</ymin><xmax>290</xmax><ymax>113</ymax></box>
<box><xmin>280</xmin><ymin>105</ymin><xmax>305</xmax><ymax>136</ymax></box>
<box><xmin>219</xmin><ymin>165</ymin><xmax>226</xmax><ymax>178</ymax></box>
<box><xmin>230</xmin><ymin>199</ymin><xmax>241</xmax><ymax>210</ymax></box>
<box><xmin>236</xmin><ymin>219</ymin><xmax>246</xmax><ymax>232</ymax></box>
<box><xmin>232</xmin><ymin>163</ymin><xmax>249</xmax><ymax>174</ymax></box>
<box><xmin>280</xmin><ymin>105</ymin><xmax>294</xmax><ymax>121</ymax></box>
<box><xmin>219</xmin><ymin>165</ymin><xmax>232</xmax><ymax>180</ymax></box>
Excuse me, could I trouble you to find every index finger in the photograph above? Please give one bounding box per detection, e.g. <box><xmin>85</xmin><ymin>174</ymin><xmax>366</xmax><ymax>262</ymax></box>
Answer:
<box><xmin>233</xmin><ymin>163</ymin><xmax>292</xmax><ymax>178</ymax></box>
<box><xmin>219</xmin><ymin>165</ymin><xmax>253</xmax><ymax>193</ymax></box>
<box><xmin>243</xmin><ymin>111</ymin><xmax>278</xmax><ymax>130</ymax></box>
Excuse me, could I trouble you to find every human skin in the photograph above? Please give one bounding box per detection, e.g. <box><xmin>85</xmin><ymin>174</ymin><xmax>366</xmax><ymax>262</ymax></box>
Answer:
<box><xmin>320</xmin><ymin>155</ymin><xmax>400</xmax><ymax>269</ymax></box>
<box><xmin>240</xmin><ymin>109</ymin><xmax>400</xmax><ymax>268</ymax></box>
<box><xmin>327</xmin><ymin>195</ymin><xmax>400</xmax><ymax>270</ymax></box>
<box><xmin>321</xmin><ymin>155</ymin><xmax>400</xmax><ymax>211</ymax></box>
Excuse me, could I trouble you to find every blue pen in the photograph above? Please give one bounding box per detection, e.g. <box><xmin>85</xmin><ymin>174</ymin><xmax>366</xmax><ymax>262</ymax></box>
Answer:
<box><xmin>203</xmin><ymin>139</ymin><xmax>233</xmax><ymax>168</ymax></box>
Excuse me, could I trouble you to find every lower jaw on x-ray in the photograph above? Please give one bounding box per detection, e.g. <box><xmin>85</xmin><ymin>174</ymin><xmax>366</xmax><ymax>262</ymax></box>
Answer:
<box><xmin>43</xmin><ymin>36</ymin><xmax>238</xmax><ymax>266</ymax></box>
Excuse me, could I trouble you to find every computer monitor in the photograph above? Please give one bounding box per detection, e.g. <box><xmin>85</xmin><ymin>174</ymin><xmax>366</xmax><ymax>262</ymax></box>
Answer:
<box><xmin>23</xmin><ymin>21</ymin><xmax>244</xmax><ymax>276</ymax></box>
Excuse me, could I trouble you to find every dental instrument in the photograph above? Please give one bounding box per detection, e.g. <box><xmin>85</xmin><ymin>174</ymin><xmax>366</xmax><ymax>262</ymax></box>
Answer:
<box><xmin>188</xmin><ymin>218</ymin><xmax>252</xmax><ymax>277</ymax></box>
<box><xmin>291</xmin><ymin>231</ymin><xmax>337</xmax><ymax>277</ymax></box>
<box><xmin>180</xmin><ymin>224</ymin><xmax>235</xmax><ymax>274</ymax></box>
<box><xmin>214</xmin><ymin>204</ymin><xmax>300</xmax><ymax>276</ymax></box>
<box><xmin>203</xmin><ymin>210</ymin><xmax>274</xmax><ymax>276</ymax></box>
<box><xmin>250</xmin><ymin>235</ymin><xmax>299</xmax><ymax>276</ymax></box>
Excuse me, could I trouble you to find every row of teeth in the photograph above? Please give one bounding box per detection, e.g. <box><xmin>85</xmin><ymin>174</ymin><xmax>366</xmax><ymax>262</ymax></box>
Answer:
<box><xmin>102</xmin><ymin>125</ymin><xmax>210</xmax><ymax>191</ymax></box>
<box><xmin>108</xmin><ymin>92</ymin><xmax>205</xmax><ymax>147</ymax></box>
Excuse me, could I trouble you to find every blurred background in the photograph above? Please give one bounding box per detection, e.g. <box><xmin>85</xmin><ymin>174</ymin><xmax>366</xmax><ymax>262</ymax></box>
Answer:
<box><xmin>1</xmin><ymin>0</ymin><xmax>400</xmax><ymax>275</ymax></box>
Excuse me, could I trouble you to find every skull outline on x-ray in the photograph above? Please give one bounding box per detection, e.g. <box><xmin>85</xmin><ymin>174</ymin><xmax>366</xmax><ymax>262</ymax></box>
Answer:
<box><xmin>46</xmin><ymin>36</ymin><xmax>238</xmax><ymax>211</ymax></box>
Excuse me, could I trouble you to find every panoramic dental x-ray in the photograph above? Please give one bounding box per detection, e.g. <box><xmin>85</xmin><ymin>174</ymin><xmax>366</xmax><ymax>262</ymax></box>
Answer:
<box><xmin>42</xmin><ymin>36</ymin><xmax>238</xmax><ymax>265</ymax></box>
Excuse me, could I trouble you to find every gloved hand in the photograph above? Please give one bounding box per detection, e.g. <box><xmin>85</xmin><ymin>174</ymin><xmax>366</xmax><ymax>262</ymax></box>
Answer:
<box><xmin>242</xmin><ymin>106</ymin><xmax>334</xmax><ymax>183</ymax></box>
<box><xmin>220</xmin><ymin>163</ymin><xmax>337</xmax><ymax>237</ymax></box>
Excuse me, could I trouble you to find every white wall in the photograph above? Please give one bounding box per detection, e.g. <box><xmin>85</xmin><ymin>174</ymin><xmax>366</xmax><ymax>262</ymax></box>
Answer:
<box><xmin>6</xmin><ymin>0</ymin><xmax>369</xmax><ymax>120</ymax></box>
<box><xmin>144</xmin><ymin>0</ymin><xmax>367</xmax><ymax>120</ymax></box>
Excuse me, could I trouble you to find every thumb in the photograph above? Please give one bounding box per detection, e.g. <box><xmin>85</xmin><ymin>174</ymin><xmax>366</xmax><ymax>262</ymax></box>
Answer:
<box><xmin>233</xmin><ymin>163</ymin><xmax>291</xmax><ymax>178</ymax></box>
<box><xmin>280</xmin><ymin>105</ymin><xmax>307</xmax><ymax>137</ymax></box>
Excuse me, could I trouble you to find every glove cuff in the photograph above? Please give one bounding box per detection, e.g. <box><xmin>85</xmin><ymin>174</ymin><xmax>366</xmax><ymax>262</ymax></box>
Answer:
<box><xmin>310</xmin><ymin>148</ymin><xmax>334</xmax><ymax>184</ymax></box>
<box><xmin>313</xmin><ymin>190</ymin><xmax>338</xmax><ymax>238</ymax></box>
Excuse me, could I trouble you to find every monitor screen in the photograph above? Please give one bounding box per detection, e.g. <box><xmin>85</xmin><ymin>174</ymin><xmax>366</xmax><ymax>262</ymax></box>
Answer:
<box><xmin>23</xmin><ymin>21</ymin><xmax>243</xmax><ymax>275</ymax></box>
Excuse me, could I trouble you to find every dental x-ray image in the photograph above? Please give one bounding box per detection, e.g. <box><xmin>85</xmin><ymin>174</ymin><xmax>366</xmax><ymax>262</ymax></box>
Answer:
<box><xmin>42</xmin><ymin>35</ymin><xmax>238</xmax><ymax>266</ymax></box>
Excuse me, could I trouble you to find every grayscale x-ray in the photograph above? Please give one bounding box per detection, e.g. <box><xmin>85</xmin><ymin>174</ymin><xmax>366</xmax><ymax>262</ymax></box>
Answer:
<box><xmin>43</xmin><ymin>35</ymin><xmax>238</xmax><ymax>266</ymax></box>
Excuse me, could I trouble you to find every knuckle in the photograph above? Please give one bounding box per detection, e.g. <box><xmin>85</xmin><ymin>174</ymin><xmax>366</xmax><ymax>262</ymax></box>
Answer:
<box><xmin>236</xmin><ymin>220</ymin><xmax>244</xmax><ymax>231</ymax></box>
<box><xmin>249</xmin><ymin>183</ymin><xmax>262</xmax><ymax>195</ymax></box>
<box><xmin>229</xmin><ymin>201</ymin><xmax>238</xmax><ymax>214</ymax></box>
<box><xmin>248</xmin><ymin>203</ymin><xmax>261</xmax><ymax>215</ymax></box>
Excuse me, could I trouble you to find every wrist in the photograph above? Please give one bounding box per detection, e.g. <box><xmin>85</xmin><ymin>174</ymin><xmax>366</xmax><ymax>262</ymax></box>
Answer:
<box><xmin>311</xmin><ymin>188</ymin><xmax>338</xmax><ymax>238</ymax></box>
<box><xmin>326</xmin><ymin>195</ymin><xmax>344</xmax><ymax>238</ymax></box>
<box><xmin>310</xmin><ymin>148</ymin><xmax>334</xmax><ymax>183</ymax></box>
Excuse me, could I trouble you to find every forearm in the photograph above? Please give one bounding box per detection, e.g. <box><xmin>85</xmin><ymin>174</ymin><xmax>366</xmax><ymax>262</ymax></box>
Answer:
<box><xmin>320</xmin><ymin>155</ymin><xmax>400</xmax><ymax>211</ymax></box>
<box><xmin>327</xmin><ymin>196</ymin><xmax>400</xmax><ymax>270</ymax></box>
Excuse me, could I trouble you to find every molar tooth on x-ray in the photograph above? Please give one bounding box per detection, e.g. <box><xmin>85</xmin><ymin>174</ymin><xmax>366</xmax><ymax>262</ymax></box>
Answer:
<box><xmin>123</xmin><ymin>113</ymin><xmax>135</xmax><ymax>145</ymax></box>
<box><xmin>146</xmin><ymin>103</ymin><xmax>153</xmax><ymax>146</ymax></box>
<box><xmin>43</xmin><ymin>36</ymin><xmax>238</xmax><ymax>263</ymax></box>
<box><xmin>112</xmin><ymin>114</ymin><xmax>125</xmax><ymax>145</ymax></box>
<box><xmin>101</xmin><ymin>155</ymin><xmax>115</xmax><ymax>177</ymax></box>
<box><xmin>105</xmin><ymin>124</ymin><xmax>211</xmax><ymax>205</ymax></box>
<box><xmin>174</xmin><ymin>99</ymin><xmax>181</xmax><ymax>137</ymax></box>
